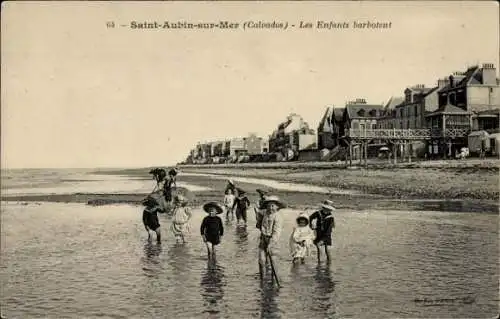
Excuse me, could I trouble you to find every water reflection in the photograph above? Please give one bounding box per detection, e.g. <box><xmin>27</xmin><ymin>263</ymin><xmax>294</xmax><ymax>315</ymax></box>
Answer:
<box><xmin>312</xmin><ymin>264</ymin><xmax>336</xmax><ymax>317</ymax></box>
<box><xmin>259</xmin><ymin>278</ymin><xmax>280</xmax><ymax>318</ymax></box>
<box><xmin>141</xmin><ymin>241</ymin><xmax>163</xmax><ymax>278</ymax></box>
<box><xmin>200</xmin><ymin>259</ymin><xmax>226</xmax><ymax>316</ymax></box>
<box><xmin>234</xmin><ymin>225</ymin><xmax>249</xmax><ymax>257</ymax></box>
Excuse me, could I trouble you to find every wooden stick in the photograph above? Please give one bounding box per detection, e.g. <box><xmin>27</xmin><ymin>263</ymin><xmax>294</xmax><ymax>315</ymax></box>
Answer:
<box><xmin>264</xmin><ymin>237</ymin><xmax>280</xmax><ymax>288</ymax></box>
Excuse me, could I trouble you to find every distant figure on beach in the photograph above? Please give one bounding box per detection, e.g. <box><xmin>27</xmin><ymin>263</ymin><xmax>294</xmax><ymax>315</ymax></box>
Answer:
<box><xmin>223</xmin><ymin>189</ymin><xmax>236</xmax><ymax>220</ymax></box>
<box><xmin>170</xmin><ymin>195</ymin><xmax>192</xmax><ymax>244</ymax></box>
<box><xmin>257</xmin><ymin>195</ymin><xmax>285</xmax><ymax>279</ymax></box>
<box><xmin>149</xmin><ymin>168</ymin><xmax>167</xmax><ymax>190</ymax></box>
<box><xmin>255</xmin><ymin>188</ymin><xmax>269</xmax><ymax>230</ymax></box>
<box><xmin>201</xmin><ymin>202</ymin><xmax>224</xmax><ymax>260</ymax></box>
<box><xmin>163</xmin><ymin>169</ymin><xmax>177</xmax><ymax>204</ymax></box>
<box><xmin>256</xmin><ymin>189</ymin><xmax>269</xmax><ymax>210</ymax></box>
<box><xmin>225</xmin><ymin>179</ymin><xmax>236</xmax><ymax>194</ymax></box>
<box><xmin>233</xmin><ymin>188</ymin><xmax>251</xmax><ymax>226</ymax></box>
<box><xmin>142</xmin><ymin>196</ymin><xmax>163</xmax><ymax>243</ymax></box>
<box><xmin>289</xmin><ymin>212</ymin><xmax>315</xmax><ymax>264</ymax></box>
<box><xmin>309</xmin><ymin>200</ymin><xmax>336</xmax><ymax>262</ymax></box>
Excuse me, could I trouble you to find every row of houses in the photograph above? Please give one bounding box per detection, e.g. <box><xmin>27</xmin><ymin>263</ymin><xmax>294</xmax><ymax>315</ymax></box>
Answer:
<box><xmin>185</xmin><ymin>62</ymin><xmax>500</xmax><ymax>164</ymax></box>
<box><xmin>317</xmin><ymin>63</ymin><xmax>500</xmax><ymax>158</ymax></box>
<box><xmin>185</xmin><ymin>113</ymin><xmax>318</xmax><ymax>164</ymax></box>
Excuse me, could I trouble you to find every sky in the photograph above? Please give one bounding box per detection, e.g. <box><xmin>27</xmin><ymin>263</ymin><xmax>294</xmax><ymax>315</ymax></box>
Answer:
<box><xmin>1</xmin><ymin>1</ymin><xmax>499</xmax><ymax>169</ymax></box>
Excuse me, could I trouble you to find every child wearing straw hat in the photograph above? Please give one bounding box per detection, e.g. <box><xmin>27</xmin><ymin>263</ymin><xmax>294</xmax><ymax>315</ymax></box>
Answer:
<box><xmin>309</xmin><ymin>200</ymin><xmax>336</xmax><ymax>262</ymax></box>
<box><xmin>170</xmin><ymin>194</ymin><xmax>192</xmax><ymax>244</ymax></box>
<box><xmin>200</xmin><ymin>202</ymin><xmax>225</xmax><ymax>260</ymax></box>
<box><xmin>258</xmin><ymin>195</ymin><xmax>285</xmax><ymax>280</ymax></box>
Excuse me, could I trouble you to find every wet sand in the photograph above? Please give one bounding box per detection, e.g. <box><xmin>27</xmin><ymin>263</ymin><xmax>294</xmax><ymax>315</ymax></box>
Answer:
<box><xmin>3</xmin><ymin>175</ymin><xmax>498</xmax><ymax>214</ymax></box>
<box><xmin>176</xmin><ymin>161</ymin><xmax>499</xmax><ymax>201</ymax></box>
<box><xmin>90</xmin><ymin>159</ymin><xmax>499</xmax><ymax>201</ymax></box>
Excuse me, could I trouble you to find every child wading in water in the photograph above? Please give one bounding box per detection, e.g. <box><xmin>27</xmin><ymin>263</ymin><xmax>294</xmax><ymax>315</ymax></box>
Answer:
<box><xmin>142</xmin><ymin>196</ymin><xmax>163</xmax><ymax>243</ymax></box>
<box><xmin>289</xmin><ymin>212</ymin><xmax>315</xmax><ymax>264</ymax></box>
<box><xmin>233</xmin><ymin>188</ymin><xmax>251</xmax><ymax>226</ymax></box>
<box><xmin>200</xmin><ymin>202</ymin><xmax>224</xmax><ymax>260</ymax></box>
<box><xmin>170</xmin><ymin>194</ymin><xmax>192</xmax><ymax>244</ymax></box>
<box><xmin>223</xmin><ymin>189</ymin><xmax>235</xmax><ymax>220</ymax></box>
<box><xmin>309</xmin><ymin>200</ymin><xmax>336</xmax><ymax>263</ymax></box>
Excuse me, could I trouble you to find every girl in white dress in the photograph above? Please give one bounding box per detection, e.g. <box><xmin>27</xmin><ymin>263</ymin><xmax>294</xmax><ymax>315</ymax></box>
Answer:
<box><xmin>170</xmin><ymin>195</ymin><xmax>192</xmax><ymax>243</ymax></box>
<box><xmin>289</xmin><ymin>212</ymin><xmax>315</xmax><ymax>264</ymax></box>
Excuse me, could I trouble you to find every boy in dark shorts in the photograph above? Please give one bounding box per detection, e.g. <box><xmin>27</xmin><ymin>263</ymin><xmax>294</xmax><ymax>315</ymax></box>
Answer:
<box><xmin>142</xmin><ymin>196</ymin><xmax>163</xmax><ymax>243</ymax></box>
<box><xmin>200</xmin><ymin>202</ymin><xmax>224</xmax><ymax>260</ymax></box>
<box><xmin>309</xmin><ymin>200</ymin><xmax>336</xmax><ymax>262</ymax></box>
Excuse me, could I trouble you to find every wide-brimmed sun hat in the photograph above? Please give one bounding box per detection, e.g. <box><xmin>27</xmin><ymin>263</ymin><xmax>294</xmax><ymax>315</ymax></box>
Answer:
<box><xmin>256</xmin><ymin>189</ymin><xmax>269</xmax><ymax>196</ymax></box>
<box><xmin>263</xmin><ymin>196</ymin><xmax>286</xmax><ymax>210</ymax></box>
<box><xmin>320</xmin><ymin>200</ymin><xmax>335</xmax><ymax>211</ymax></box>
<box><xmin>203</xmin><ymin>202</ymin><xmax>224</xmax><ymax>214</ymax></box>
<box><xmin>236</xmin><ymin>188</ymin><xmax>246</xmax><ymax>195</ymax></box>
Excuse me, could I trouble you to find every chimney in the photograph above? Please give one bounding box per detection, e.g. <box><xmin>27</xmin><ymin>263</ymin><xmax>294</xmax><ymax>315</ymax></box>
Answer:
<box><xmin>438</xmin><ymin>77</ymin><xmax>450</xmax><ymax>89</ymax></box>
<box><xmin>449</xmin><ymin>75</ymin><xmax>454</xmax><ymax>87</ymax></box>
<box><xmin>482</xmin><ymin>63</ymin><xmax>497</xmax><ymax>85</ymax></box>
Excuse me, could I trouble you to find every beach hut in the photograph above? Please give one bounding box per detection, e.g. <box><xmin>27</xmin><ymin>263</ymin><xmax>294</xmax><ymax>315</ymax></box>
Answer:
<box><xmin>468</xmin><ymin>130</ymin><xmax>490</xmax><ymax>155</ymax></box>
<box><xmin>489</xmin><ymin>133</ymin><xmax>500</xmax><ymax>156</ymax></box>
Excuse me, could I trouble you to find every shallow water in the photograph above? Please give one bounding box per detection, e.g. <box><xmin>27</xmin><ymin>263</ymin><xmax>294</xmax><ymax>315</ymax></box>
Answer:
<box><xmin>181</xmin><ymin>172</ymin><xmax>358</xmax><ymax>195</ymax></box>
<box><xmin>1</xmin><ymin>202</ymin><xmax>498</xmax><ymax>318</ymax></box>
<box><xmin>2</xmin><ymin>173</ymin><xmax>211</xmax><ymax>196</ymax></box>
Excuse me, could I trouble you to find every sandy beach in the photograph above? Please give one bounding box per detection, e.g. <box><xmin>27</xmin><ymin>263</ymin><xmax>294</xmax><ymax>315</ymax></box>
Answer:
<box><xmin>3</xmin><ymin>159</ymin><xmax>498</xmax><ymax>213</ymax></box>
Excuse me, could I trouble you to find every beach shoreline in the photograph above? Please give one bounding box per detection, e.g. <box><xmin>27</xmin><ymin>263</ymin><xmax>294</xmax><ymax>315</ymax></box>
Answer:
<box><xmin>116</xmin><ymin>159</ymin><xmax>499</xmax><ymax>202</ymax></box>
<box><xmin>1</xmin><ymin>158</ymin><xmax>498</xmax><ymax>213</ymax></box>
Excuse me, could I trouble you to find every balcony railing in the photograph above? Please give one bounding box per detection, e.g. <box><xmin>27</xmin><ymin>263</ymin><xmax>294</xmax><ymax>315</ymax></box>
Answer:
<box><xmin>347</xmin><ymin>128</ymin><xmax>470</xmax><ymax>139</ymax></box>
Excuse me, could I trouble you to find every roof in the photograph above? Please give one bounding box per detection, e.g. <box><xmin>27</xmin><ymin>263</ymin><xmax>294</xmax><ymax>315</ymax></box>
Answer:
<box><xmin>345</xmin><ymin>104</ymin><xmax>384</xmax><ymax>118</ymax></box>
<box><xmin>333</xmin><ymin>107</ymin><xmax>345</xmax><ymax>122</ymax></box>
<box><xmin>439</xmin><ymin>66</ymin><xmax>480</xmax><ymax>92</ymax></box>
<box><xmin>385</xmin><ymin>96</ymin><xmax>404</xmax><ymax>110</ymax></box>
<box><xmin>379</xmin><ymin>96</ymin><xmax>404</xmax><ymax>117</ymax></box>
<box><xmin>473</xmin><ymin>108</ymin><xmax>500</xmax><ymax>116</ymax></box>
<box><xmin>426</xmin><ymin>103</ymin><xmax>470</xmax><ymax>116</ymax></box>
<box><xmin>423</xmin><ymin>86</ymin><xmax>440</xmax><ymax>97</ymax></box>
<box><xmin>407</xmin><ymin>86</ymin><xmax>433</xmax><ymax>94</ymax></box>
<box><xmin>318</xmin><ymin>107</ymin><xmax>334</xmax><ymax>133</ymax></box>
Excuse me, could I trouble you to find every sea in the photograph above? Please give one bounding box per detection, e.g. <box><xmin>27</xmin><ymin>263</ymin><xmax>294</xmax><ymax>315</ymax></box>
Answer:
<box><xmin>0</xmin><ymin>168</ymin><xmax>498</xmax><ymax>318</ymax></box>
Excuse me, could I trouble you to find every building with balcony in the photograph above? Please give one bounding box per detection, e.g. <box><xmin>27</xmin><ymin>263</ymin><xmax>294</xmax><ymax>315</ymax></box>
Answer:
<box><xmin>377</xmin><ymin>96</ymin><xmax>404</xmax><ymax>129</ymax></box>
<box><xmin>425</xmin><ymin>63</ymin><xmax>500</xmax><ymax>157</ymax></box>
<box><xmin>341</xmin><ymin>98</ymin><xmax>385</xmax><ymax>160</ymax></box>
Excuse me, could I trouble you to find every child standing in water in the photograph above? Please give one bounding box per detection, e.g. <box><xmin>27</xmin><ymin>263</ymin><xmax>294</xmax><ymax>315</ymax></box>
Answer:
<box><xmin>223</xmin><ymin>189</ymin><xmax>235</xmax><ymax>220</ymax></box>
<box><xmin>200</xmin><ymin>202</ymin><xmax>224</xmax><ymax>260</ymax></box>
<box><xmin>289</xmin><ymin>212</ymin><xmax>315</xmax><ymax>264</ymax></box>
<box><xmin>232</xmin><ymin>188</ymin><xmax>251</xmax><ymax>226</ymax></box>
<box><xmin>170</xmin><ymin>194</ymin><xmax>192</xmax><ymax>244</ymax></box>
<box><xmin>142</xmin><ymin>196</ymin><xmax>163</xmax><ymax>243</ymax></box>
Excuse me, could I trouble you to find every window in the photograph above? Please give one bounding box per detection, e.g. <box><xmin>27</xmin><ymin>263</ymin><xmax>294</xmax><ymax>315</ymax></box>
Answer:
<box><xmin>449</xmin><ymin>92</ymin><xmax>456</xmax><ymax>105</ymax></box>
<box><xmin>414</xmin><ymin>105</ymin><xmax>418</xmax><ymax>116</ymax></box>
<box><xmin>352</xmin><ymin>122</ymin><xmax>359</xmax><ymax>129</ymax></box>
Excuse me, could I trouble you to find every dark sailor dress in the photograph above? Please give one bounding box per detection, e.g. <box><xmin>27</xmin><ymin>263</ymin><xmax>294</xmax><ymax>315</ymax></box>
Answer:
<box><xmin>309</xmin><ymin>211</ymin><xmax>335</xmax><ymax>246</ymax></box>
<box><xmin>143</xmin><ymin>206</ymin><xmax>161</xmax><ymax>231</ymax></box>
<box><xmin>200</xmin><ymin>216</ymin><xmax>224</xmax><ymax>245</ymax></box>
